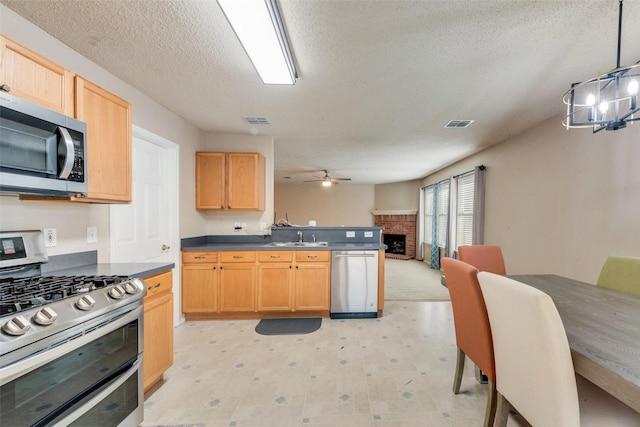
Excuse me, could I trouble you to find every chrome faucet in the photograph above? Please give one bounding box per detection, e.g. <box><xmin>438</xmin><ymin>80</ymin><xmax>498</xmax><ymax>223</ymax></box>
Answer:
<box><xmin>297</xmin><ymin>230</ymin><xmax>303</xmax><ymax>242</ymax></box>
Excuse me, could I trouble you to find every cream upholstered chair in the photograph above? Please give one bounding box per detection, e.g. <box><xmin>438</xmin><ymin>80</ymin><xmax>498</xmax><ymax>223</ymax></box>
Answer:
<box><xmin>441</xmin><ymin>258</ymin><xmax>496</xmax><ymax>427</ymax></box>
<box><xmin>477</xmin><ymin>272</ymin><xmax>640</xmax><ymax>427</ymax></box>
<box><xmin>596</xmin><ymin>256</ymin><xmax>640</xmax><ymax>297</ymax></box>
<box><xmin>458</xmin><ymin>245</ymin><xmax>506</xmax><ymax>275</ymax></box>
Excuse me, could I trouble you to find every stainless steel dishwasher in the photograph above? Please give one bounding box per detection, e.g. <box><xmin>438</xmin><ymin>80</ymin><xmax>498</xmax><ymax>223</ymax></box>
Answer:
<box><xmin>330</xmin><ymin>250</ymin><xmax>379</xmax><ymax>318</ymax></box>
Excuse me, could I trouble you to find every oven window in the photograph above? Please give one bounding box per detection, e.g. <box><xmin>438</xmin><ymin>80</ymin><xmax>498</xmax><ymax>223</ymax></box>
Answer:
<box><xmin>0</xmin><ymin>319</ymin><xmax>139</xmax><ymax>427</ymax></box>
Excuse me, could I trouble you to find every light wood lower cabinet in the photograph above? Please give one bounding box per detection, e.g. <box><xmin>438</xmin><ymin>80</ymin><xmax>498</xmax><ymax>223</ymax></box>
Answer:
<box><xmin>258</xmin><ymin>251</ymin><xmax>294</xmax><ymax>311</ymax></box>
<box><xmin>182</xmin><ymin>250</ymin><xmax>331</xmax><ymax>317</ymax></box>
<box><xmin>294</xmin><ymin>251</ymin><xmax>330</xmax><ymax>311</ymax></box>
<box><xmin>181</xmin><ymin>251</ymin><xmax>219</xmax><ymax>313</ymax></box>
<box><xmin>143</xmin><ymin>270</ymin><xmax>173</xmax><ymax>394</ymax></box>
<box><xmin>219</xmin><ymin>251</ymin><xmax>256</xmax><ymax>312</ymax></box>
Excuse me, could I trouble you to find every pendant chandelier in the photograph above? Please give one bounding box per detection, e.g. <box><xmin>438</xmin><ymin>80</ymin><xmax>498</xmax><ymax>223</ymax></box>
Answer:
<box><xmin>563</xmin><ymin>0</ymin><xmax>639</xmax><ymax>132</ymax></box>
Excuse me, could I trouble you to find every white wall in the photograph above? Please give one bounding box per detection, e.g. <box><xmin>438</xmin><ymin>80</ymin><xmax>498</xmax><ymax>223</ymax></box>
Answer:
<box><xmin>0</xmin><ymin>5</ymin><xmax>205</xmax><ymax>260</ymax></box>
<box><xmin>421</xmin><ymin>115</ymin><xmax>640</xmax><ymax>284</ymax></box>
<box><xmin>374</xmin><ymin>180</ymin><xmax>422</xmax><ymax>211</ymax></box>
<box><xmin>275</xmin><ymin>183</ymin><xmax>375</xmax><ymax>226</ymax></box>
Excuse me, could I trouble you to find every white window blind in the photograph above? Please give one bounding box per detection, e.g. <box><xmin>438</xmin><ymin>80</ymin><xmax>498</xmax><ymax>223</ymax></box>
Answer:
<box><xmin>424</xmin><ymin>187</ymin><xmax>434</xmax><ymax>244</ymax></box>
<box><xmin>456</xmin><ymin>173</ymin><xmax>475</xmax><ymax>247</ymax></box>
<box><xmin>437</xmin><ymin>181</ymin><xmax>449</xmax><ymax>248</ymax></box>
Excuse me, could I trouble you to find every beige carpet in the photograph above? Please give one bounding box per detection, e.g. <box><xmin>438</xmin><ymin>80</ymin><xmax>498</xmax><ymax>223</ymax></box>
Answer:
<box><xmin>384</xmin><ymin>258</ymin><xmax>451</xmax><ymax>301</ymax></box>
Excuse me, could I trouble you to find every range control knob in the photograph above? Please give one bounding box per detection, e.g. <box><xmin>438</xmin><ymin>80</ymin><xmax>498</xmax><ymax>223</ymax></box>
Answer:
<box><xmin>124</xmin><ymin>279</ymin><xmax>144</xmax><ymax>294</ymax></box>
<box><xmin>108</xmin><ymin>285</ymin><xmax>126</xmax><ymax>300</ymax></box>
<box><xmin>76</xmin><ymin>295</ymin><xmax>96</xmax><ymax>311</ymax></box>
<box><xmin>2</xmin><ymin>315</ymin><xmax>31</xmax><ymax>336</ymax></box>
<box><xmin>32</xmin><ymin>307</ymin><xmax>58</xmax><ymax>326</ymax></box>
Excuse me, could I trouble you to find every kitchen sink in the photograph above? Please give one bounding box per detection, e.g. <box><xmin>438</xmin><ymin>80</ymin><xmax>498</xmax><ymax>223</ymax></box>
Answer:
<box><xmin>265</xmin><ymin>241</ymin><xmax>329</xmax><ymax>247</ymax></box>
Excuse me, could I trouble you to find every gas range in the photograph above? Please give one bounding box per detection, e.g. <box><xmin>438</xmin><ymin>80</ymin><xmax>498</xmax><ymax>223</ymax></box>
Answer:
<box><xmin>0</xmin><ymin>230</ymin><xmax>146</xmax><ymax>427</ymax></box>
<box><xmin>0</xmin><ymin>230</ymin><xmax>146</xmax><ymax>362</ymax></box>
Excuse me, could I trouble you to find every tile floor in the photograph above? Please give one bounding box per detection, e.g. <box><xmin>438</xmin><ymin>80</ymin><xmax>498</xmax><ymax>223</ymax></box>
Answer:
<box><xmin>142</xmin><ymin>301</ymin><xmax>522</xmax><ymax>427</ymax></box>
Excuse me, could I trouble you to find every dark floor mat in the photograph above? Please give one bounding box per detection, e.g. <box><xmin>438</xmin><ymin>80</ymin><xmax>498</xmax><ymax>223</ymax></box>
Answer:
<box><xmin>255</xmin><ymin>318</ymin><xmax>321</xmax><ymax>335</ymax></box>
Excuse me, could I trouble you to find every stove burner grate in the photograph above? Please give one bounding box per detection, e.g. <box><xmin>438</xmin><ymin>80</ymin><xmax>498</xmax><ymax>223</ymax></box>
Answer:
<box><xmin>0</xmin><ymin>275</ymin><xmax>129</xmax><ymax>316</ymax></box>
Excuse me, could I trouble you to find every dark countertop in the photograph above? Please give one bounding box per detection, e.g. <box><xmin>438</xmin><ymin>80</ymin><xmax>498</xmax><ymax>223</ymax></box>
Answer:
<box><xmin>47</xmin><ymin>262</ymin><xmax>175</xmax><ymax>279</ymax></box>
<box><xmin>182</xmin><ymin>243</ymin><xmax>384</xmax><ymax>251</ymax></box>
<box><xmin>181</xmin><ymin>227</ymin><xmax>387</xmax><ymax>252</ymax></box>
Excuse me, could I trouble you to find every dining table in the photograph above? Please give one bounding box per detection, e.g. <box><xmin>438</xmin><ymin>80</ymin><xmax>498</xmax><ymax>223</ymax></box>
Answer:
<box><xmin>510</xmin><ymin>274</ymin><xmax>640</xmax><ymax>414</ymax></box>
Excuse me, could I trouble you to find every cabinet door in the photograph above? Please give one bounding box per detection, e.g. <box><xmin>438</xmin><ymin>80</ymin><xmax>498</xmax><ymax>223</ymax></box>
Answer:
<box><xmin>196</xmin><ymin>152</ymin><xmax>225</xmax><ymax>210</ymax></box>
<box><xmin>143</xmin><ymin>292</ymin><xmax>173</xmax><ymax>392</ymax></box>
<box><xmin>258</xmin><ymin>263</ymin><xmax>293</xmax><ymax>311</ymax></box>
<box><xmin>227</xmin><ymin>153</ymin><xmax>265</xmax><ymax>210</ymax></box>
<box><xmin>294</xmin><ymin>263</ymin><xmax>330</xmax><ymax>311</ymax></box>
<box><xmin>219</xmin><ymin>263</ymin><xmax>256</xmax><ymax>312</ymax></box>
<box><xmin>182</xmin><ymin>264</ymin><xmax>218</xmax><ymax>313</ymax></box>
<box><xmin>0</xmin><ymin>35</ymin><xmax>74</xmax><ymax>116</ymax></box>
<box><xmin>75</xmin><ymin>76</ymin><xmax>132</xmax><ymax>202</ymax></box>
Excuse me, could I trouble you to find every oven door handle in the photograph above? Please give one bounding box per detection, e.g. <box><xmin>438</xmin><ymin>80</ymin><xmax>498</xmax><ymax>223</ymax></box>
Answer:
<box><xmin>0</xmin><ymin>306</ymin><xmax>141</xmax><ymax>386</ymax></box>
<box><xmin>50</xmin><ymin>357</ymin><xmax>142</xmax><ymax>427</ymax></box>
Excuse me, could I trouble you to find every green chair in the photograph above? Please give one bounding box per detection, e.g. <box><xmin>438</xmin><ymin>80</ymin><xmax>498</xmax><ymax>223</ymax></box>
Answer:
<box><xmin>596</xmin><ymin>256</ymin><xmax>640</xmax><ymax>297</ymax></box>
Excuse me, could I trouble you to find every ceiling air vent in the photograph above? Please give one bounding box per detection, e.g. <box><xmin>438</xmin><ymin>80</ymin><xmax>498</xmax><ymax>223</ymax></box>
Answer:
<box><xmin>444</xmin><ymin>120</ymin><xmax>474</xmax><ymax>128</ymax></box>
<box><xmin>244</xmin><ymin>116</ymin><xmax>271</xmax><ymax>125</ymax></box>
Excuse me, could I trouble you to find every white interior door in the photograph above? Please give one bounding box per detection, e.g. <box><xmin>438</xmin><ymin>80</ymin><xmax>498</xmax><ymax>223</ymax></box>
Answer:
<box><xmin>110</xmin><ymin>126</ymin><xmax>181</xmax><ymax>324</ymax></box>
<box><xmin>110</xmin><ymin>127</ymin><xmax>178</xmax><ymax>263</ymax></box>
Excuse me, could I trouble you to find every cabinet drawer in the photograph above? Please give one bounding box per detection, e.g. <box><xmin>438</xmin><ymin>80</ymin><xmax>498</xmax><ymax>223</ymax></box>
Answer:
<box><xmin>143</xmin><ymin>270</ymin><xmax>173</xmax><ymax>299</ymax></box>
<box><xmin>259</xmin><ymin>251</ymin><xmax>293</xmax><ymax>263</ymax></box>
<box><xmin>220</xmin><ymin>251</ymin><xmax>256</xmax><ymax>263</ymax></box>
<box><xmin>183</xmin><ymin>251</ymin><xmax>218</xmax><ymax>263</ymax></box>
<box><xmin>295</xmin><ymin>251</ymin><xmax>330</xmax><ymax>262</ymax></box>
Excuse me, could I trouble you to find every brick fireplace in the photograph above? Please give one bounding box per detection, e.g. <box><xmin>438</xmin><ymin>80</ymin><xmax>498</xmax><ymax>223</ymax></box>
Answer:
<box><xmin>372</xmin><ymin>210</ymin><xmax>417</xmax><ymax>260</ymax></box>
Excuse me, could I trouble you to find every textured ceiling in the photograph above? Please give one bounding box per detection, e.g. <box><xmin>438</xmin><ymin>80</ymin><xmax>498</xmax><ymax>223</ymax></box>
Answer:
<box><xmin>3</xmin><ymin>0</ymin><xmax>640</xmax><ymax>184</ymax></box>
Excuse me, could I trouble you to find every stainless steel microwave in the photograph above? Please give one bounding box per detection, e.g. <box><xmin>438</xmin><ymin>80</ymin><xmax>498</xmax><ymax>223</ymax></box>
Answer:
<box><xmin>0</xmin><ymin>92</ymin><xmax>87</xmax><ymax>196</ymax></box>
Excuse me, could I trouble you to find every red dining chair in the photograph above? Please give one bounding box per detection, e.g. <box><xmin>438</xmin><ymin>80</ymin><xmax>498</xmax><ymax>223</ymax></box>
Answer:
<box><xmin>458</xmin><ymin>245</ymin><xmax>506</xmax><ymax>275</ymax></box>
<box><xmin>441</xmin><ymin>258</ymin><xmax>496</xmax><ymax>427</ymax></box>
<box><xmin>477</xmin><ymin>272</ymin><xmax>640</xmax><ymax>426</ymax></box>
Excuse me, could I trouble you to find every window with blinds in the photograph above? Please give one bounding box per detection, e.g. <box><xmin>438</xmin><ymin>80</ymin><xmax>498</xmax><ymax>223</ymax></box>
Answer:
<box><xmin>456</xmin><ymin>173</ymin><xmax>475</xmax><ymax>247</ymax></box>
<box><xmin>437</xmin><ymin>181</ymin><xmax>449</xmax><ymax>248</ymax></box>
<box><xmin>424</xmin><ymin>187</ymin><xmax>434</xmax><ymax>244</ymax></box>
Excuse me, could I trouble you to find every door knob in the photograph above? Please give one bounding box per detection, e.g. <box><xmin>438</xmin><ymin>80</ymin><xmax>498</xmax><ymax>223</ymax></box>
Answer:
<box><xmin>161</xmin><ymin>244</ymin><xmax>171</xmax><ymax>251</ymax></box>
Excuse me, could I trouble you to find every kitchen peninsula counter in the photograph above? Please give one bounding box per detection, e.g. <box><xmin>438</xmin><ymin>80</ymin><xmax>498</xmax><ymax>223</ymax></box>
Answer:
<box><xmin>181</xmin><ymin>226</ymin><xmax>386</xmax><ymax>252</ymax></box>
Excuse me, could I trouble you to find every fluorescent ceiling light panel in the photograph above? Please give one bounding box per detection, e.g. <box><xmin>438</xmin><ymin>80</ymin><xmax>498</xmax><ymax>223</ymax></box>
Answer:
<box><xmin>218</xmin><ymin>0</ymin><xmax>297</xmax><ymax>85</ymax></box>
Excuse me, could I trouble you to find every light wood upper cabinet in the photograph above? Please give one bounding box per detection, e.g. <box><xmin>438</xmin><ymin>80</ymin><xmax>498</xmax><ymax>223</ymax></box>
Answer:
<box><xmin>75</xmin><ymin>76</ymin><xmax>132</xmax><ymax>203</ymax></box>
<box><xmin>0</xmin><ymin>35</ymin><xmax>74</xmax><ymax>116</ymax></box>
<box><xmin>143</xmin><ymin>270</ymin><xmax>174</xmax><ymax>394</ymax></box>
<box><xmin>196</xmin><ymin>152</ymin><xmax>265</xmax><ymax>210</ymax></box>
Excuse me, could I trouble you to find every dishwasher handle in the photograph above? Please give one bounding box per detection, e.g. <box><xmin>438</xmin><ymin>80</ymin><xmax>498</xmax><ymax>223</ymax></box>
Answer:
<box><xmin>333</xmin><ymin>253</ymin><xmax>377</xmax><ymax>258</ymax></box>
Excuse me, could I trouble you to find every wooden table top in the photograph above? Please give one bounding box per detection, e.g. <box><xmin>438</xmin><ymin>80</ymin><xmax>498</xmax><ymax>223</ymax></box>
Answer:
<box><xmin>510</xmin><ymin>274</ymin><xmax>640</xmax><ymax>413</ymax></box>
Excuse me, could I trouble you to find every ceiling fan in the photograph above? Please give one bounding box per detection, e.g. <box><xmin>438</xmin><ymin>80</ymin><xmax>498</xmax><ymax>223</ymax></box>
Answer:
<box><xmin>304</xmin><ymin>170</ymin><xmax>352</xmax><ymax>186</ymax></box>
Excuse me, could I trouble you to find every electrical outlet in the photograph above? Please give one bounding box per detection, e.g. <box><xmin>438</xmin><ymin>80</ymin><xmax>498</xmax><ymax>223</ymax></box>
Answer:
<box><xmin>234</xmin><ymin>222</ymin><xmax>242</xmax><ymax>232</ymax></box>
<box><xmin>44</xmin><ymin>228</ymin><xmax>57</xmax><ymax>247</ymax></box>
<box><xmin>346</xmin><ymin>231</ymin><xmax>355</xmax><ymax>238</ymax></box>
<box><xmin>87</xmin><ymin>226</ymin><xmax>98</xmax><ymax>243</ymax></box>
<box><xmin>364</xmin><ymin>231</ymin><xmax>373</xmax><ymax>238</ymax></box>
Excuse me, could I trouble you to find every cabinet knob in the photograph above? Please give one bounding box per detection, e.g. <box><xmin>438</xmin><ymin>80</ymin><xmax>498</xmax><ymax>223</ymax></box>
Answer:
<box><xmin>0</xmin><ymin>84</ymin><xmax>10</xmax><ymax>92</ymax></box>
